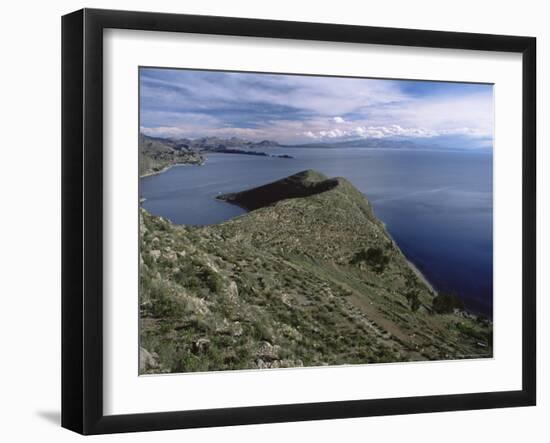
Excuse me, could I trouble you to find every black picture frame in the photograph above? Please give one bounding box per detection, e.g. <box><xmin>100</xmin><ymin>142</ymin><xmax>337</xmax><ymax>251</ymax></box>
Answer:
<box><xmin>61</xmin><ymin>8</ymin><xmax>536</xmax><ymax>435</ymax></box>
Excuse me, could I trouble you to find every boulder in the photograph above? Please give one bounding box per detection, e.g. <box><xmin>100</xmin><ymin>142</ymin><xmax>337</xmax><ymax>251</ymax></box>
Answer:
<box><xmin>227</xmin><ymin>280</ymin><xmax>239</xmax><ymax>301</ymax></box>
<box><xmin>256</xmin><ymin>341</ymin><xmax>280</xmax><ymax>361</ymax></box>
<box><xmin>192</xmin><ymin>338</ymin><xmax>211</xmax><ymax>354</ymax></box>
<box><xmin>139</xmin><ymin>347</ymin><xmax>159</xmax><ymax>372</ymax></box>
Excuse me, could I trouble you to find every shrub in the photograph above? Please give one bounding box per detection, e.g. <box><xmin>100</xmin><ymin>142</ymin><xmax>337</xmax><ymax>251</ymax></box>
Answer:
<box><xmin>196</xmin><ymin>267</ymin><xmax>224</xmax><ymax>293</ymax></box>
<box><xmin>432</xmin><ymin>293</ymin><xmax>464</xmax><ymax>314</ymax></box>
<box><xmin>173</xmin><ymin>269</ymin><xmax>201</xmax><ymax>290</ymax></box>
<box><xmin>351</xmin><ymin>247</ymin><xmax>390</xmax><ymax>273</ymax></box>
<box><xmin>476</xmin><ymin>314</ymin><xmax>490</xmax><ymax>325</ymax></box>
<box><xmin>456</xmin><ymin>322</ymin><xmax>488</xmax><ymax>342</ymax></box>
<box><xmin>148</xmin><ymin>281</ymin><xmax>185</xmax><ymax>318</ymax></box>
<box><xmin>405</xmin><ymin>289</ymin><xmax>421</xmax><ymax>312</ymax></box>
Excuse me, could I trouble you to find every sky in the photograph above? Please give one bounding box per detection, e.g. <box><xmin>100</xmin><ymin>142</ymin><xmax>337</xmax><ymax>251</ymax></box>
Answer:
<box><xmin>139</xmin><ymin>67</ymin><xmax>494</xmax><ymax>147</ymax></box>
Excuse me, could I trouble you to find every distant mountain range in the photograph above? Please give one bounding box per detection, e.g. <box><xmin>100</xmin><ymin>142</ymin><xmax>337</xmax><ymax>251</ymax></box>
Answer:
<box><xmin>161</xmin><ymin>135</ymin><xmax>281</xmax><ymax>150</ymax></box>
<box><xmin>142</xmin><ymin>133</ymin><xmax>419</xmax><ymax>150</ymax></box>
<box><xmin>290</xmin><ymin>135</ymin><xmax>493</xmax><ymax>151</ymax></box>
<box><xmin>290</xmin><ymin>138</ymin><xmax>419</xmax><ymax>149</ymax></box>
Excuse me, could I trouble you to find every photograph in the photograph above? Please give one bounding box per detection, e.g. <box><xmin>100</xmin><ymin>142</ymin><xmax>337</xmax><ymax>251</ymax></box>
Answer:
<box><xmin>138</xmin><ymin>68</ymin><xmax>494</xmax><ymax>374</ymax></box>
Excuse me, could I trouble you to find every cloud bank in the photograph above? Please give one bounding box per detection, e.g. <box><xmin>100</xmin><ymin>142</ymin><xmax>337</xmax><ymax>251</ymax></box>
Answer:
<box><xmin>140</xmin><ymin>68</ymin><xmax>494</xmax><ymax>147</ymax></box>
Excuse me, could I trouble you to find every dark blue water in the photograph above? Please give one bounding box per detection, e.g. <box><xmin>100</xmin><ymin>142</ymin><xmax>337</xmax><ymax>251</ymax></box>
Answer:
<box><xmin>140</xmin><ymin>148</ymin><xmax>493</xmax><ymax>316</ymax></box>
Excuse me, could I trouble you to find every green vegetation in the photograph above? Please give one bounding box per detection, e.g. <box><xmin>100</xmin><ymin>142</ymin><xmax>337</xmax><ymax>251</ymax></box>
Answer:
<box><xmin>350</xmin><ymin>247</ymin><xmax>391</xmax><ymax>273</ymax></box>
<box><xmin>405</xmin><ymin>288</ymin><xmax>421</xmax><ymax>312</ymax></box>
<box><xmin>139</xmin><ymin>170</ymin><xmax>492</xmax><ymax>374</ymax></box>
<box><xmin>432</xmin><ymin>293</ymin><xmax>465</xmax><ymax>314</ymax></box>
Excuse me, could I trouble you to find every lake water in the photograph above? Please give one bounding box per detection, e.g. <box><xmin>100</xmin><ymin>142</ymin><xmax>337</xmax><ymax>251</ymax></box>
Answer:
<box><xmin>140</xmin><ymin>147</ymin><xmax>493</xmax><ymax>316</ymax></box>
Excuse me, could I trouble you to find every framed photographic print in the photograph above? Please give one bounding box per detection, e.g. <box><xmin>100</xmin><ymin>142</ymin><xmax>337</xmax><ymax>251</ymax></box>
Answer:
<box><xmin>61</xmin><ymin>8</ymin><xmax>536</xmax><ymax>435</ymax></box>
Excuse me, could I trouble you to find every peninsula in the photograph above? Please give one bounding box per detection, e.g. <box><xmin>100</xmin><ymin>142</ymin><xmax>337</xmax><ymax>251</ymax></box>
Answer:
<box><xmin>139</xmin><ymin>170</ymin><xmax>492</xmax><ymax>373</ymax></box>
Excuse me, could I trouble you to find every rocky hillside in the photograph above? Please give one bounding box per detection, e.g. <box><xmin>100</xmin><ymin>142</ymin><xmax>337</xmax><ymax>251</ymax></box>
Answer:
<box><xmin>139</xmin><ymin>133</ymin><xmax>204</xmax><ymax>176</ymax></box>
<box><xmin>139</xmin><ymin>170</ymin><xmax>492</xmax><ymax>374</ymax></box>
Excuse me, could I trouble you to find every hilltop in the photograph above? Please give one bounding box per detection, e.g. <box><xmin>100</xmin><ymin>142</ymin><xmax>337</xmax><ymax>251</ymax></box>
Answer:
<box><xmin>139</xmin><ymin>170</ymin><xmax>492</xmax><ymax>373</ymax></box>
<box><xmin>218</xmin><ymin>170</ymin><xmax>341</xmax><ymax>210</ymax></box>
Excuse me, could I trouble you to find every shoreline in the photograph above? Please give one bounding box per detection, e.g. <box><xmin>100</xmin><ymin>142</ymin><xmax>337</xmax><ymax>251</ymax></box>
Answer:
<box><xmin>139</xmin><ymin>160</ymin><xmax>205</xmax><ymax>179</ymax></box>
<box><xmin>405</xmin><ymin>257</ymin><xmax>437</xmax><ymax>296</ymax></box>
<box><xmin>374</xmin><ymin>213</ymin><xmax>438</xmax><ymax>297</ymax></box>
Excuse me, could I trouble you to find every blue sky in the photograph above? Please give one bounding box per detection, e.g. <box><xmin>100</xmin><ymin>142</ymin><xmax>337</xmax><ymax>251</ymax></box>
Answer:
<box><xmin>140</xmin><ymin>68</ymin><xmax>494</xmax><ymax>147</ymax></box>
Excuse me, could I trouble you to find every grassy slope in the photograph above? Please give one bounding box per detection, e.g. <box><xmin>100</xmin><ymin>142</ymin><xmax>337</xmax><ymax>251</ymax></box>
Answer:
<box><xmin>139</xmin><ymin>171</ymin><xmax>492</xmax><ymax>373</ymax></box>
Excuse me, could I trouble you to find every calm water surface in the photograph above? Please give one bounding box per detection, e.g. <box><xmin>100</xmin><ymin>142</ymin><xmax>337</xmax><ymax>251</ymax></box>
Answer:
<box><xmin>140</xmin><ymin>148</ymin><xmax>493</xmax><ymax>316</ymax></box>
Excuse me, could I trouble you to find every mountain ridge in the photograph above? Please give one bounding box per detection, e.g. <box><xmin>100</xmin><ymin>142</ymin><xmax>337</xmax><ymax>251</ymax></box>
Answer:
<box><xmin>142</xmin><ymin>132</ymin><xmax>491</xmax><ymax>152</ymax></box>
<box><xmin>218</xmin><ymin>170</ymin><xmax>343</xmax><ymax>211</ymax></box>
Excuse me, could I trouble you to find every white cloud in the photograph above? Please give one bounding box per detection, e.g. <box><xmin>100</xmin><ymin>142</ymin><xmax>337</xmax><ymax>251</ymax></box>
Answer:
<box><xmin>304</xmin><ymin>124</ymin><xmax>439</xmax><ymax>141</ymax></box>
<box><xmin>319</xmin><ymin>129</ymin><xmax>346</xmax><ymax>138</ymax></box>
<box><xmin>299</xmin><ymin>91</ymin><xmax>494</xmax><ymax>143</ymax></box>
<box><xmin>333</xmin><ymin>116</ymin><xmax>345</xmax><ymax>123</ymax></box>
